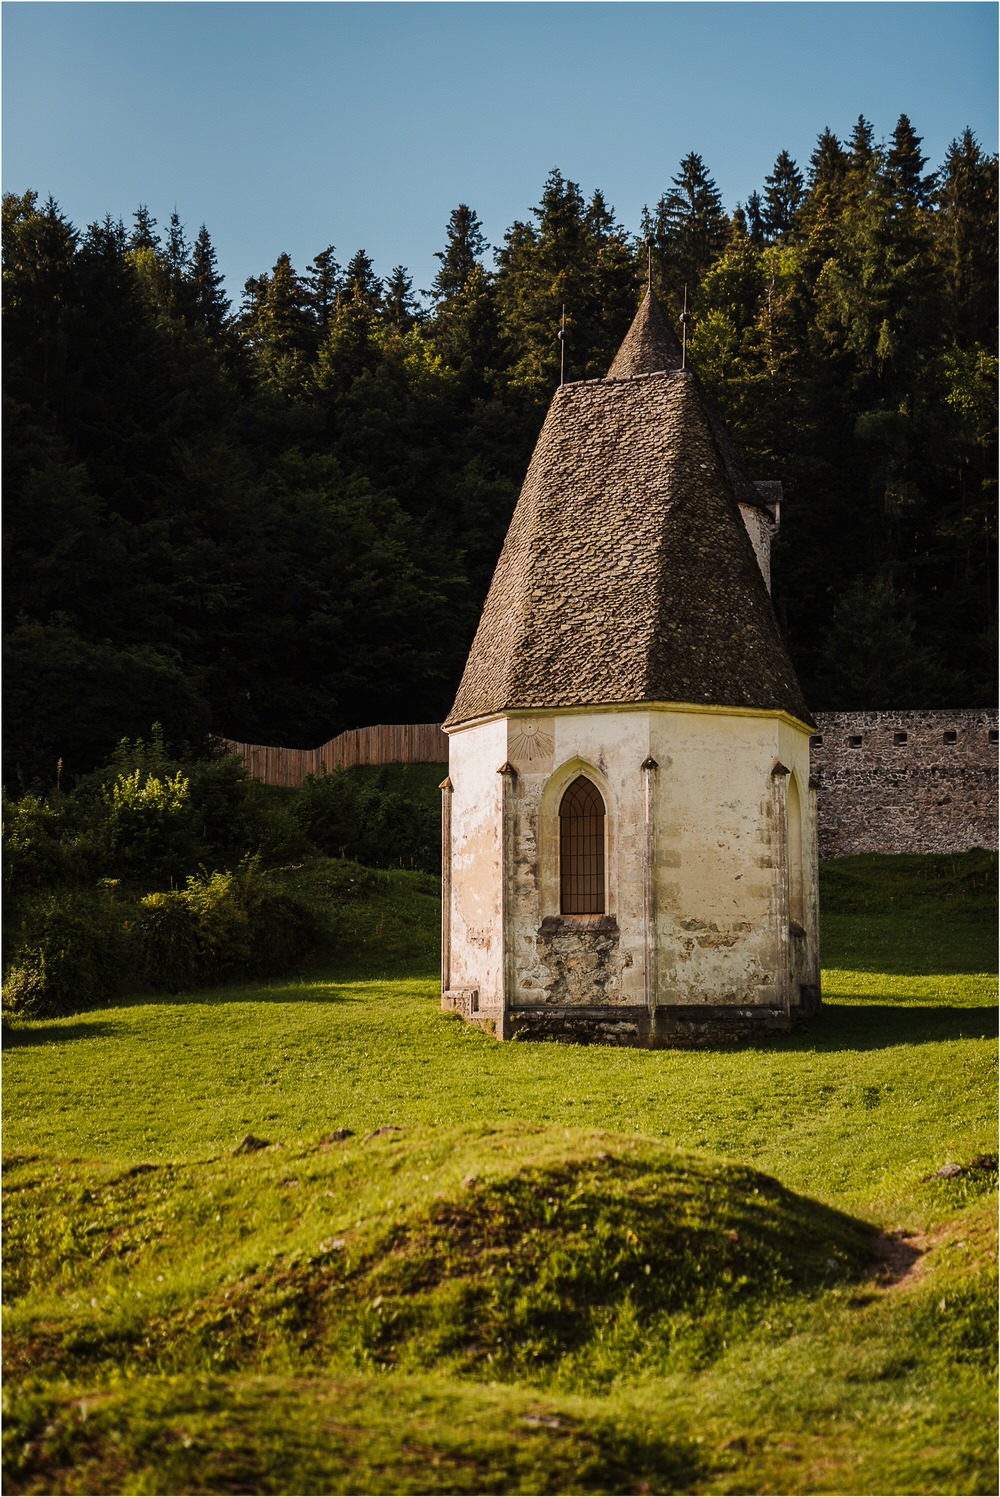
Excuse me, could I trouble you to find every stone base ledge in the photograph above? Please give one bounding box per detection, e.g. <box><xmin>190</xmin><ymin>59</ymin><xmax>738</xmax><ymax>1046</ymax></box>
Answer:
<box><xmin>441</xmin><ymin>987</ymin><xmax>479</xmax><ymax>1017</ymax></box>
<box><xmin>506</xmin><ymin>1005</ymin><xmax>646</xmax><ymax>1046</ymax></box>
<box><xmin>502</xmin><ymin>997</ymin><xmax>822</xmax><ymax>1048</ymax></box>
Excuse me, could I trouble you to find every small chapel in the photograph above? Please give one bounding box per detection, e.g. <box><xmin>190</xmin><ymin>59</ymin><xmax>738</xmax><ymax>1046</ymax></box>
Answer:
<box><xmin>440</xmin><ymin>289</ymin><xmax>820</xmax><ymax>1046</ymax></box>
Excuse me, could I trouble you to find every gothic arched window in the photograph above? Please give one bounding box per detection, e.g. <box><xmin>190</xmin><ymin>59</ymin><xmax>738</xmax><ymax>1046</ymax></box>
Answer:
<box><xmin>559</xmin><ymin>776</ymin><xmax>606</xmax><ymax>915</ymax></box>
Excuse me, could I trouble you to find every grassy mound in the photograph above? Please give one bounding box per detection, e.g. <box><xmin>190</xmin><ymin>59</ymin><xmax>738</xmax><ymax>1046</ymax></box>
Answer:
<box><xmin>3</xmin><ymin>1127</ymin><xmax>877</xmax><ymax>1396</ymax></box>
<box><xmin>339</xmin><ymin>1133</ymin><xmax>876</xmax><ymax>1385</ymax></box>
<box><xmin>4</xmin><ymin>1371</ymin><xmax>701</xmax><ymax>1497</ymax></box>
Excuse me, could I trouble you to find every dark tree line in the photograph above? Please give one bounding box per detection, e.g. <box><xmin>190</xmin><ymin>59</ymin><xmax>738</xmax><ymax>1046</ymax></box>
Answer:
<box><xmin>4</xmin><ymin>115</ymin><xmax>996</xmax><ymax>786</ymax></box>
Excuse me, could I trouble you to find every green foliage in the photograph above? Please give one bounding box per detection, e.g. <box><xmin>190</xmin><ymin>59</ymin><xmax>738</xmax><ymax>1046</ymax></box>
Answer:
<box><xmin>2</xmin><ymin>620</ymin><xmax>210</xmax><ymax>789</ymax></box>
<box><xmin>3</xmin><ymin>127</ymin><xmax>998</xmax><ymax>781</ymax></box>
<box><xmin>131</xmin><ymin>858</ymin><xmax>317</xmax><ymax>992</ymax></box>
<box><xmin>648</xmin><ymin>151</ymin><xmax>730</xmax><ymax>302</ymax></box>
<box><xmin>295</xmin><ymin>765</ymin><xmax>442</xmax><ymax>873</ymax></box>
<box><xmin>2</xmin><ymin>789</ymin><xmax>86</xmax><ymax>897</ymax></box>
<box><xmin>100</xmin><ymin>763</ymin><xmax>194</xmax><ymax>885</ymax></box>
<box><xmin>2</xmin><ymin>890</ymin><xmax>127</xmax><ymax>1018</ymax></box>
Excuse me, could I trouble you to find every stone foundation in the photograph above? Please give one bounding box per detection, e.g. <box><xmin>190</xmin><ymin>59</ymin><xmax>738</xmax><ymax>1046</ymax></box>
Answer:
<box><xmin>504</xmin><ymin>998</ymin><xmax>819</xmax><ymax>1048</ymax></box>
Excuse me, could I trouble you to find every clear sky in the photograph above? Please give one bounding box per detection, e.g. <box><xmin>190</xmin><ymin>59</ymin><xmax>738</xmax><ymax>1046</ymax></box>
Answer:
<box><xmin>3</xmin><ymin>1</ymin><xmax>997</xmax><ymax>307</ymax></box>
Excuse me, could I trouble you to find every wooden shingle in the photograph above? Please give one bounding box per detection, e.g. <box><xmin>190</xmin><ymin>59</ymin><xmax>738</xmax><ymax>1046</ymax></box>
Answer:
<box><xmin>446</xmin><ymin>294</ymin><xmax>812</xmax><ymax>729</ymax></box>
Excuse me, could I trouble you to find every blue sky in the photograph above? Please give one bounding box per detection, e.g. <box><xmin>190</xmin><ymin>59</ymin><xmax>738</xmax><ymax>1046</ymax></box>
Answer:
<box><xmin>3</xmin><ymin>1</ymin><xmax>997</xmax><ymax>307</ymax></box>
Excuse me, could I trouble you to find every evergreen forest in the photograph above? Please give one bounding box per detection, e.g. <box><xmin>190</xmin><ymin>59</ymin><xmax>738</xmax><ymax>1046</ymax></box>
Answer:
<box><xmin>4</xmin><ymin>114</ymin><xmax>997</xmax><ymax>789</ymax></box>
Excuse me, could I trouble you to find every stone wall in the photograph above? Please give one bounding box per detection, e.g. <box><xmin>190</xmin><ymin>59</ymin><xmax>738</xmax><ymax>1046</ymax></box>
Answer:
<box><xmin>810</xmin><ymin>709</ymin><xmax>998</xmax><ymax>859</ymax></box>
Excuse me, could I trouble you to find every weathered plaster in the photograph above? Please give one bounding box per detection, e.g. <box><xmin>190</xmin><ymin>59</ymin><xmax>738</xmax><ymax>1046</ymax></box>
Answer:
<box><xmin>444</xmin><ymin>702</ymin><xmax>820</xmax><ymax>1043</ymax></box>
<box><xmin>739</xmin><ymin>503</ymin><xmax>778</xmax><ymax>593</ymax></box>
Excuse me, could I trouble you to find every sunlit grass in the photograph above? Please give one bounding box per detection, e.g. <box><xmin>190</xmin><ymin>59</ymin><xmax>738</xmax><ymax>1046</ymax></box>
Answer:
<box><xmin>3</xmin><ymin>853</ymin><xmax>996</xmax><ymax>1495</ymax></box>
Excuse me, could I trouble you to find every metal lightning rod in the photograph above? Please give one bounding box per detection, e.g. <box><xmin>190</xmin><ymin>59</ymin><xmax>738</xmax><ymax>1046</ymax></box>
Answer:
<box><xmin>680</xmin><ymin>285</ymin><xmax>691</xmax><ymax>370</ymax></box>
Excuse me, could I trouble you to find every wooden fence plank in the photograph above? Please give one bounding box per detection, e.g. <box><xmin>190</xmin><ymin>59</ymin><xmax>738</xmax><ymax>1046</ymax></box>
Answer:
<box><xmin>214</xmin><ymin>724</ymin><xmax>449</xmax><ymax>788</ymax></box>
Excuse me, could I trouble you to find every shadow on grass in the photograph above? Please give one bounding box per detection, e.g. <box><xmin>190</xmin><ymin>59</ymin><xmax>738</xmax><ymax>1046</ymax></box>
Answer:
<box><xmin>3</xmin><ymin>1020</ymin><xmax>121</xmax><ymax>1047</ymax></box>
<box><xmin>1</xmin><ymin>969</ymin><xmax>442</xmax><ymax>1038</ymax></box>
<box><xmin>820</xmin><ymin>912</ymin><xmax>996</xmax><ymax>979</ymax></box>
<box><xmin>788</xmin><ymin>1001</ymin><xmax>998</xmax><ymax>1052</ymax></box>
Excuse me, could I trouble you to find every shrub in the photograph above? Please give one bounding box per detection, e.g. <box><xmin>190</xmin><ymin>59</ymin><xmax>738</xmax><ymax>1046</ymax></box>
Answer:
<box><xmin>295</xmin><ymin>770</ymin><xmax>439</xmax><ymax>873</ymax></box>
<box><xmin>129</xmin><ymin>891</ymin><xmax>202</xmax><ymax>994</ymax></box>
<box><xmin>100</xmin><ymin>764</ymin><xmax>198</xmax><ymax>887</ymax></box>
<box><xmin>184</xmin><ymin>756</ymin><xmax>312</xmax><ymax>866</ymax></box>
<box><xmin>2</xmin><ymin>790</ymin><xmax>83</xmax><ymax>898</ymax></box>
<box><xmin>131</xmin><ymin>858</ymin><xmax>318</xmax><ymax>992</ymax></box>
<box><xmin>237</xmin><ymin>865</ymin><xmax>319</xmax><ymax>976</ymax></box>
<box><xmin>2</xmin><ymin>891</ymin><xmax>127</xmax><ymax>1018</ymax></box>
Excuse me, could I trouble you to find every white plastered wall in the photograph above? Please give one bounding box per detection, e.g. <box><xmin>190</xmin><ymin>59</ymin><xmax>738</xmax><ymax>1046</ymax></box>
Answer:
<box><xmin>648</xmin><ymin>708</ymin><xmax>817</xmax><ymax>1008</ymax></box>
<box><xmin>446</xmin><ymin>705</ymin><xmax>819</xmax><ymax>1020</ymax></box>
<box><xmin>444</xmin><ymin>717</ymin><xmax>507</xmax><ymax>1011</ymax></box>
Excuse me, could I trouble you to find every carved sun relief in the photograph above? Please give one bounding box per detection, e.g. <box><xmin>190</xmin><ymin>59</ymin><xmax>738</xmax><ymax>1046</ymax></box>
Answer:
<box><xmin>509</xmin><ymin>720</ymin><xmax>555</xmax><ymax>764</ymax></box>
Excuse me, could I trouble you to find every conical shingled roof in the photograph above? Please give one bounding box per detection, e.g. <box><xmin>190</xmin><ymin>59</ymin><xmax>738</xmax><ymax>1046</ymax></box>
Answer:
<box><xmin>446</xmin><ymin>305</ymin><xmax>811</xmax><ymax>730</ymax></box>
<box><xmin>606</xmin><ymin>287</ymin><xmax>683</xmax><ymax>376</ymax></box>
<box><xmin>610</xmin><ymin>290</ymin><xmax>773</xmax><ymax>512</ymax></box>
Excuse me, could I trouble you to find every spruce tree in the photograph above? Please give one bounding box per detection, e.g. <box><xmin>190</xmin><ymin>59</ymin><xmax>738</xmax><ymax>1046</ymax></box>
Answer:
<box><xmin>496</xmin><ymin>168</ymin><xmax>637</xmax><ymax>392</ymax></box>
<box><xmin>190</xmin><ymin>226</ymin><xmax>230</xmax><ymax>339</ymax></box>
<box><xmin>165</xmin><ymin>210</ymin><xmax>190</xmax><ymax>279</ymax></box>
<box><xmin>886</xmin><ymin>114</ymin><xmax>935</xmax><ymax>209</ymax></box>
<box><xmin>743</xmin><ymin>191</ymin><xmax>766</xmax><ymax>245</ymax></box>
<box><xmin>935</xmin><ymin>129</ymin><xmax>998</xmax><ymax>343</ymax></box>
<box><xmin>383</xmin><ymin>265</ymin><xmax>420</xmax><ymax>330</ymax></box>
<box><xmin>762</xmin><ymin>150</ymin><xmax>805</xmax><ymax>240</ymax></box>
<box><xmin>238</xmin><ymin>252</ymin><xmax>313</xmax><ymax>392</ymax></box>
<box><xmin>428</xmin><ymin>204</ymin><xmax>489</xmax><ymax>304</ymax></box>
<box><xmin>305</xmin><ymin>245</ymin><xmax>341</xmax><ymax>339</ymax></box>
<box><xmin>650</xmin><ymin>152</ymin><xmax>729</xmax><ymax>303</ymax></box>
<box><xmin>129</xmin><ymin>205</ymin><xmax>160</xmax><ymax>253</ymax></box>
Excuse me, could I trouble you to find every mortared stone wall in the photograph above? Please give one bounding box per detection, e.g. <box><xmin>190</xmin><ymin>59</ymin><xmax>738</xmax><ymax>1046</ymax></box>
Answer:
<box><xmin>810</xmin><ymin>709</ymin><xmax>997</xmax><ymax>859</ymax></box>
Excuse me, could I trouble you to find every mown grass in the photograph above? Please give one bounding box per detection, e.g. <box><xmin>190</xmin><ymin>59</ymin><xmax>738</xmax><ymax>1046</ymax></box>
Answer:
<box><xmin>3</xmin><ymin>852</ymin><xmax>997</xmax><ymax>1495</ymax></box>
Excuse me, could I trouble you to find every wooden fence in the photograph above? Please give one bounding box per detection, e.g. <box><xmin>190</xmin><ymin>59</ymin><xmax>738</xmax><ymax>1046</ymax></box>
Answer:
<box><xmin>216</xmin><ymin>723</ymin><xmax>449</xmax><ymax>789</ymax></box>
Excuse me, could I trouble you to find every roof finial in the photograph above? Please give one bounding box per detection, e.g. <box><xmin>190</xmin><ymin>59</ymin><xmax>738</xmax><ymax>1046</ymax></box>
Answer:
<box><xmin>558</xmin><ymin>304</ymin><xmax>567</xmax><ymax>386</ymax></box>
<box><xmin>679</xmin><ymin>285</ymin><xmax>692</xmax><ymax>371</ymax></box>
<box><xmin>645</xmin><ymin>235</ymin><xmax>652</xmax><ymax>294</ymax></box>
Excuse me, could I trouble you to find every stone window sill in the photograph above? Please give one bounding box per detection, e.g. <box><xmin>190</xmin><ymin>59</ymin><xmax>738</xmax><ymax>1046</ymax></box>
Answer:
<box><xmin>540</xmin><ymin>915</ymin><xmax>619</xmax><ymax>936</ymax></box>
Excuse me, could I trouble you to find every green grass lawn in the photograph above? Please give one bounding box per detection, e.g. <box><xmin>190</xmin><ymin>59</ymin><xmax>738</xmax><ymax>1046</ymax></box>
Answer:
<box><xmin>3</xmin><ymin>853</ymin><xmax>997</xmax><ymax>1495</ymax></box>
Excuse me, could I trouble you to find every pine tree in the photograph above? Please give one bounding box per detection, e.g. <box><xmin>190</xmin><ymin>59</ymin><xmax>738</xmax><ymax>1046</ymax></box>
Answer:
<box><xmin>935</xmin><ymin>129</ymin><xmax>998</xmax><ymax>343</ymax></box>
<box><xmin>238</xmin><ymin>252</ymin><xmax>313</xmax><ymax>392</ymax></box>
<box><xmin>848</xmin><ymin>115</ymin><xmax>877</xmax><ymax>174</ymax></box>
<box><xmin>426</xmin><ymin>204</ymin><xmax>500</xmax><ymax>392</ymax></box>
<box><xmin>383</xmin><ymin>265</ymin><xmax>420</xmax><ymax>330</ymax></box>
<box><xmin>650</xmin><ymin>152</ymin><xmax>729</xmax><ymax>303</ymax></box>
<box><xmin>165</xmin><ymin>210</ymin><xmax>190</xmax><ymax>279</ymax></box>
<box><xmin>807</xmin><ymin>128</ymin><xmax>849</xmax><ymax>193</ymax></box>
<box><xmin>315</xmin><ymin>249</ymin><xmax>383</xmax><ymax>388</ymax></box>
<box><xmin>305</xmin><ymin>245</ymin><xmax>341</xmax><ymax>339</ymax></box>
<box><xmin>799</xmin><ymin>128</ymin><xmax>850</xmax><ymax>271</ymax></box>
<box><xmin>496</xmin><ymin>168</ymin><xmax>637</xmax><ymax>392</ymax></box>
<box><xmin>190</xmin><ymin>226</ymin><xmax>230</xmax><ymax>339</ymax></box>
<box><xmin>762</xmin><ymin>150</ymin><xmax>805</xmax><ymax>240</ymax></box>
<box><xmin>129</xmin><ymin>205</ymin><xmax>160</xmax><ymax>253</ymax></box>
<box><xmin>428</xmin><ymin>204</ymin><xmax>489</xmax><ymax>304</ymax></box>
<box><xmin>886</xmin><ymin>114</ymin><xmax>935</xmax><ymax>209</ymax></box>
<box><xmin>3</xmin><ymin>192</ymin><xmax>79</xmax><ymax>405</ymax></box>
<box><xmin>744</xmin><ymin>191</ymin><xmax>766</xmax><ymax>245</ymax></box>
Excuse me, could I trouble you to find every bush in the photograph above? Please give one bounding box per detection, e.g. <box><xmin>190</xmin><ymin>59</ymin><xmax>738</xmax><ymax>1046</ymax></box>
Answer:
<box><xmin>2</xmin><ymin>891</ymin><xmax>127</xmax><ymax>1018</ymax></box>
<box><xmin>100</xmin><ymin>764</ymin><xmax>198</xmax><ymax>886</ymax></box>
<box><xmin>2</xmin><ymin>790</ymin><xmax>89</xmax><ymax>899</ymax></box>
<box><xmin>129</xmin><ymin>891</ymin><xmax>202</xmax><ymax>994</ymax></box>
<box><xmin>131</xmin><ymin>859</ymin><xmax>318</xmax><ymax>992</ymax></box>
<box><xmin>184</xmin><ymin>757</ymin><xmax>313</xmax><ymax>866</ymax></box>
<box><xmin>295</xmin><ymin>769</ymin><xmax>439</xmax><ymax>873</ymax></box>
